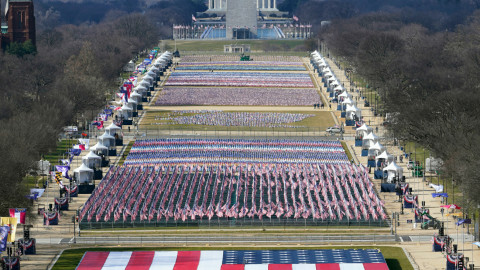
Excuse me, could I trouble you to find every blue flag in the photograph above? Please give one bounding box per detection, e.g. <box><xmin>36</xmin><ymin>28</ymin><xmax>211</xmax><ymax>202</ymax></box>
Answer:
<box><xmin>71</xmin><ymin>149</ymin><xmax>82</xmax><ymax>156</ymax></box>
<box><xmin>456</xmin><ymin>219</ymin><xmax>470</xmax><ymax>226</ymax></box>
<box><xmin>432</xmin><ymin>193</ymin><xmax>448</xmax><ymax>198</ymax></box>
<box><xmin>0</xmin><ymin>225</ymin><xmax>9</xmax><ymax>252</ymax></box>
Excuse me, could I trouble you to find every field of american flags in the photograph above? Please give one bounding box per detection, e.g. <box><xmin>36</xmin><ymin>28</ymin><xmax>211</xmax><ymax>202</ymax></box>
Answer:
<box><xmin>78</xmin><ymin>139</ymin><xmax>388</xmax><ymax>229</ymax></box>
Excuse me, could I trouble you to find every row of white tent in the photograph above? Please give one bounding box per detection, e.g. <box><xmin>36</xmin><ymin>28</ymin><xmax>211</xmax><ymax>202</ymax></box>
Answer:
<box><xmin>310</xmin><ymin>51</ymin><xmax>361</xmax><ymax>121</ymax></box>
<box><xmin>311</xmin><ymin>50</ymin><xmax>403</xmax><ymax>183</ymax></box>
<box><xmin>71</xmin><ymin>52</ymin><xmax>174</xmax><ymax>184</ymax></box>
<box><xmin>356</xmin><ymin>122</ymin><xmax>403</xmax><ymax>182</ymax></box>
<box><xmin>117</xmin><ymin>51</ymin><xmax>173</xmax><ymax>120</ymax></box>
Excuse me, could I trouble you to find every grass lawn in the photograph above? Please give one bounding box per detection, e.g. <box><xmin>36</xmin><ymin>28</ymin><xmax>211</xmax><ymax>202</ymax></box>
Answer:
<box><xmin>341</xmin><ymin>141</ymin><xmax>354</xmax><ymax>162</ymax></box>
<box><xmin>139</xmin><ymin>110</ymin><xmax>335</xmax><ymax>132</ymax></box>
<box><xmin>43</xmin><ymin>139</ymin><xmax>77</xmax><ymax>166</ymax></box>
<box><xmin>117</xmin><ymin>141</ymin><xmax>135</xmax><ymax>166</ymax></box>
<box><xmin>52</xmin><ymin>246</ymin><xmax>411</xmax><ymax>270</ymax></box>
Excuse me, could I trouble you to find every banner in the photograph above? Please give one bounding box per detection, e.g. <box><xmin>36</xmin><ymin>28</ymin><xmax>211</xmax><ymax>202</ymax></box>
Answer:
<box><xmin>8</xmin><ymin>209</ymin><xmax>26</xmax><ymax>224</ymax></box>
<box><xmin>0</xmin><ymin>218</ymin><xmax>17</xmax><ymax>242</ymax></box>
<box><xmin>78</xmin><ymin>139</ymin><xmax>90</xmax><ymax>150</ymax></box>
<box><xmin>0</xmin><ymin>226</ymin><xmax>9</xmax><ymax>252</ymax></box>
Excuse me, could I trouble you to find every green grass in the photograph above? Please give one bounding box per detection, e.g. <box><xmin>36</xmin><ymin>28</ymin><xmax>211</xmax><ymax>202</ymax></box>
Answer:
<box><xmin>117</xmin><ymin>141</ymin><xmax>134</xmax><ymax>166</ymax></box>
<box><xmin>401</xmin><ymin>142</ymin><xmax>431</xmax><ymax>166</ymax></box>
<box><xmin>341</xmin><ymin>141</ymin><xmax>354</xmax><ymax>162</ymax></box>
<box><xmin>44</xmin><ymin>139</ymin><xmax>77</xmax><ymax>166</ymax></box>
<box><xmin>140</xmin><ymin>110</ymin><xmax>335</xmax><ymax>132</ymax></box>
<box><xmin>164</xmin><ymin>40</ymin><xmax>308</xmax><ymax>54</ymax></box>
<box><xmin>23</xmin><ymin>175</ymin><xmax>40</xmax><ymax>189</ymax></box>
<box><xmin>52</xmin><ymin>246</ymin><xmax>411</xmax><ymax>270</ymax></box>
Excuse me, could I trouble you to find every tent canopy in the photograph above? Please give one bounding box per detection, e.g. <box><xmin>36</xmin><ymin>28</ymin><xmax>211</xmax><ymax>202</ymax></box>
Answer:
<box><xmin>338</xmin><ymin>91</ymin><xmax>350</xmax><ymax>98</ymax></box>
<box><xmin>82</xmin><ymin>151</ymin><xmax>101</xmax><ymax>160</ymax></box>
<box><xmin>90</xmin><ymin>142</ymin><xmax>107</xmax><ymax>151</ymax></box>
<box><xmin>346</xmin><ymin>104</ymin><xmax>359</xmax><ymax>112</ymax></box>
<box><xmin>130</xmin><ymin>91</ymin><xmax>142</xmax><ymax>98</ymax></box>
<box><xmin>120</xmin><ymin>104</ymin><xmax>133</xmax><ymax>111</ymax></box>
<box><xmin>363</xmin><ymin>132</ymin><xmax>378</xmax><ymax>141</ymax></box>
<box><xmin>98</xmin><ymin>133</ymin><xmax>115</xmax><ymax>140</ymax></box>
<box><xmin>73</xmin><ymin>163</ymin><xmax>94</xmax><ymax>173</ymax></box>
<box><xmin>384</xmin><ymin>162</ymin><xmax>403</xmax><ymax>172</ymax></box>
<box><xmin>143</xmin><ymin>75</ymin><xmax>154</xmax><ymax>81</ymax></box>
<box><xmin>357</xmin><ymin>123</ymin><xmax>372</xmax><ymax>132</ymax></box>
<box><xmin>105</xmin><ymin>123</ymin><xmax>121</xmax><ymax>131</ymax></box>
<box><xmin>376</xmin><ymin>151</ymin><xmax>393</xmax><ymax>161</ymax></box>
<box><xmin>342</xmin><ymin>97</ymin><xmax>353</xmax><ymax>105</ymax></box>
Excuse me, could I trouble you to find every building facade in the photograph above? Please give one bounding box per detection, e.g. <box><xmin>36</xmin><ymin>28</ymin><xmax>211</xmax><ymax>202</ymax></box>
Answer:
<box><xmin>173</xmin><ymin>0</ymin><xmax>312</xmax><ymax>40</ymax></box>
<box><xmin>1</xmin><ymin>0</ymin><xmax>36</xmax><ymax>49</ymax></box>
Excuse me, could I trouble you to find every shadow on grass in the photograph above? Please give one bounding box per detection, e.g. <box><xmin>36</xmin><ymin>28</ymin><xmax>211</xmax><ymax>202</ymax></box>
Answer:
<box><xmin>386</xmin><ymin>258</ymin><xmax>402</xmax><ymax>270</ymax></box>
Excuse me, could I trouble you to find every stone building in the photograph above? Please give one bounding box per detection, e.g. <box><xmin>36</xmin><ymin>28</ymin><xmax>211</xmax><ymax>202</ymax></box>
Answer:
<box><xmin>1</xmin><ymin>0</ymin><xmax>36</xmax><ymax>49</ymax></box>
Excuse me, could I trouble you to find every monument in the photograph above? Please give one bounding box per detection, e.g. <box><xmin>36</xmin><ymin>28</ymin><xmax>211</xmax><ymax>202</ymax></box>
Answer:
<box><xmin>172</xmin><ymin>0</ymin><xmax>312</xmax><ymax>40</ymax></box>
<box><xmin>226</xmin><ymin>0</ymin><xmax>257</xmax><ymax>39</ymax></box>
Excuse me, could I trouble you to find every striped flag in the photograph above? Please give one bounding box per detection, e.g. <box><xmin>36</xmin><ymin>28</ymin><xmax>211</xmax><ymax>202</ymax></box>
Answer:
<box><xmin>76</xmin><ymin>250</ymin><xmax>389</xmax><ymax>270</ymax></box>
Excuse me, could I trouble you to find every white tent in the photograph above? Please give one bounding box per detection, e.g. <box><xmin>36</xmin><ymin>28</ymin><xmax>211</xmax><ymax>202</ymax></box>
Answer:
<box><xmin>368</xmin><ymin>142</ymin><xmax>383</xmax><ymax>158</ymax></box>
<box><xmin>143</xmin><ymin>75</ymin><xmax>154</xmax><ymax>82</ymax></box>
<box><xmin>338</xmin><ymin>91</ymin><xmax>350</xmax><ymax>99</ymax></box>
<box><xmin>330</xmin><ymin>80</ymin><xmax>340</xmax><ymax>87</ymax></box>
<box><xmin>90</xmin><ymin>142</ymin><xmax>108</xmax><ymax>155</ymax></box>
<box><xmin>119</xmin><ymin>104</ymin><xmax>133</xmax><ymax>119</ymax></box>
<box><xmin>375</xmin><ymin>151</ymin><xmax>394</xmax><ymax>167</ymax></box>
<box><xmin>146</xmin><ymin>71</ymin><xmax>156</xmax><ymax>78</ymax></box>
<box><xmin>356</xmin><ymin>123</ymin><xmax>373</xmax><ymax>138</ymax></box>
<box><xmin>98</xmin><ymin>132</ymin><xmax>115</xmax><ymax>148</ymax></box>
<box><xmin>82</xmin><ymin>151</ymin><xmax>101</xmax><ymax>169</ymax></box>
<box><xmin>139</xmin><ymin>80</ymin><xmax>151</xmax><ymax>87</ymax></box>
<box><xmin>130</xmin><ymin>90</ymin><xmax>142</xmax><ymax>103</ymax></box>
<box><xmin>73</xmin><ymin>163</ymin><xmax>94</xmax><ymax>184</ymax></box>
<box><xmin>135</xmin><ymin>85</ymin><xmax>147</xmax><ymax>93</ymax></box>
<box><xmin>334</xmin><ymin>85</ymin><xmax>345</xmax><ymax>92</ymax></box>
<box><xmin>324</xmin><ymin>71</ymin><xmax>334</xmax><ymax>78</ymax></box>
<box><xmin>346</xmin><ymin>104</ymin><xmax>361</xmax><ymax>120</ymax></box>
<box><xmin>105</xmin><ymin>123</ymin><xmax>121</xmax><ymax>136</ymax></box>
<box><xmin>342</xmin><ymin>97</ymin><xmax>354</xmax><ymax>106</ymax></box>
<box><xmin>383</xmin><ymin>162</ymin><xmax>403</xmax><ymax>183</ymax></box>
<box><xmin>362</xmin><ymin>132</ymin><xmax>378</xmax><ymax>149</ymax></box>
<box><xmin>327</xmin><ymin>76</ymin><xmax>337</xmax><ymax>82</ymax></box>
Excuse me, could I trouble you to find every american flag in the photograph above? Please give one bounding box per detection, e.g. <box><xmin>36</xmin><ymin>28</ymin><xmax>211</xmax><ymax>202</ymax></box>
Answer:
<box><xmin>76</xmin><ymin>250</ymin><xmax>389</xmax><ymax>270</ymax></box>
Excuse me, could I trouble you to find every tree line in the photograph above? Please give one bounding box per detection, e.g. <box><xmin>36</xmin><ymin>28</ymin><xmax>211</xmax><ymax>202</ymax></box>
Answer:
<box><xmin>320</xmin><ymin>9</ymin><xmax>480</xmax><ymax>208</ymax></box>
<box><xmin>0</xmin><ymin>13</ymin><xmax>159</xmax><ymax>216</ymax></box>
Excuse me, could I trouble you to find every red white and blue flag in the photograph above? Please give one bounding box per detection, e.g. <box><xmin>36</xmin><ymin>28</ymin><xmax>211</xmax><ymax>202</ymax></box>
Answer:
<box><xmin>76</xmin><ymin>250</ymin><xmax>389</xmax><ymax>270</ymax></box>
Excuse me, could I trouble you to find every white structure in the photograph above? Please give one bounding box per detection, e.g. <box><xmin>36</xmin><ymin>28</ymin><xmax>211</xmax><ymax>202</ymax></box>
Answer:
<box><xmin>383</xmin><ymin>162</ymin><xmax>403</xmax><ymax>183</ymax></box>
<box><xmin>368</xmin><ymin>142</ymin><xmax>385</xmax><ymax>158</ymax></box>
<box><xmin>90</xmin><ymin>142</ymin><xmax>108</xmax><ymax>156</ymax></box>
<box><xmin>82</xmin><ymin>151</ymin><xmax>101</xmax><ymax>169</ymax></box>
<box><xmin>362</xmin><ymin>132</ymin><xmax>378</xmax><ymax>149</ymax></box>
<box><xmin>375</xmin><ymin>151</ymin><xmax>394</xmax><ymax>168</ymax></box>
<box><xmin>356</xmin><ymin>124</ymin><xmax>373</xmax><ymax>138</ymax></box>
<box><xmin>73</xmin><ymin>163</ymin><xmax>94</xmax><ymax>184</ymax></box>
<box><xmin>105</xmin><ymin>123</ymin><xmax>121</xmax><ymax>137</ymax></box>
<box><xmin>346</xmin><ymin>104</ymin><xmax>361</xmax><ymax>120</ymax></box>
<box><xmin>208</xmin><ymin>0</ymin><xmax>277</xmax><ymax>11</ymax></box>
<box><xmin>226</xmin><ymin>0</ymin><xmax>258</xmax><ymax>39</ymax></box>
<box><xmin>98</xmin><ymin>132</ymin><xmax>115</xmax><ymax>148</ymax></box>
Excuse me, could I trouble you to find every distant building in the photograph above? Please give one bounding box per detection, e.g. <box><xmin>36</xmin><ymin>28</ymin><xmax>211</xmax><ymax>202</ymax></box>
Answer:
<box><xmin>173</xmin><ymin>0</ymin><xmax>312</xmax><ymax>40</ymax></box>
<box><xmin>0</xmin><ymin>0</ymin><xmax>36</xmax><ymax>49</ymax></box>
<box><xmin>224</xmin><ymin>44</ymin><xmax>250</xmax><ymax>53</ymax></box>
